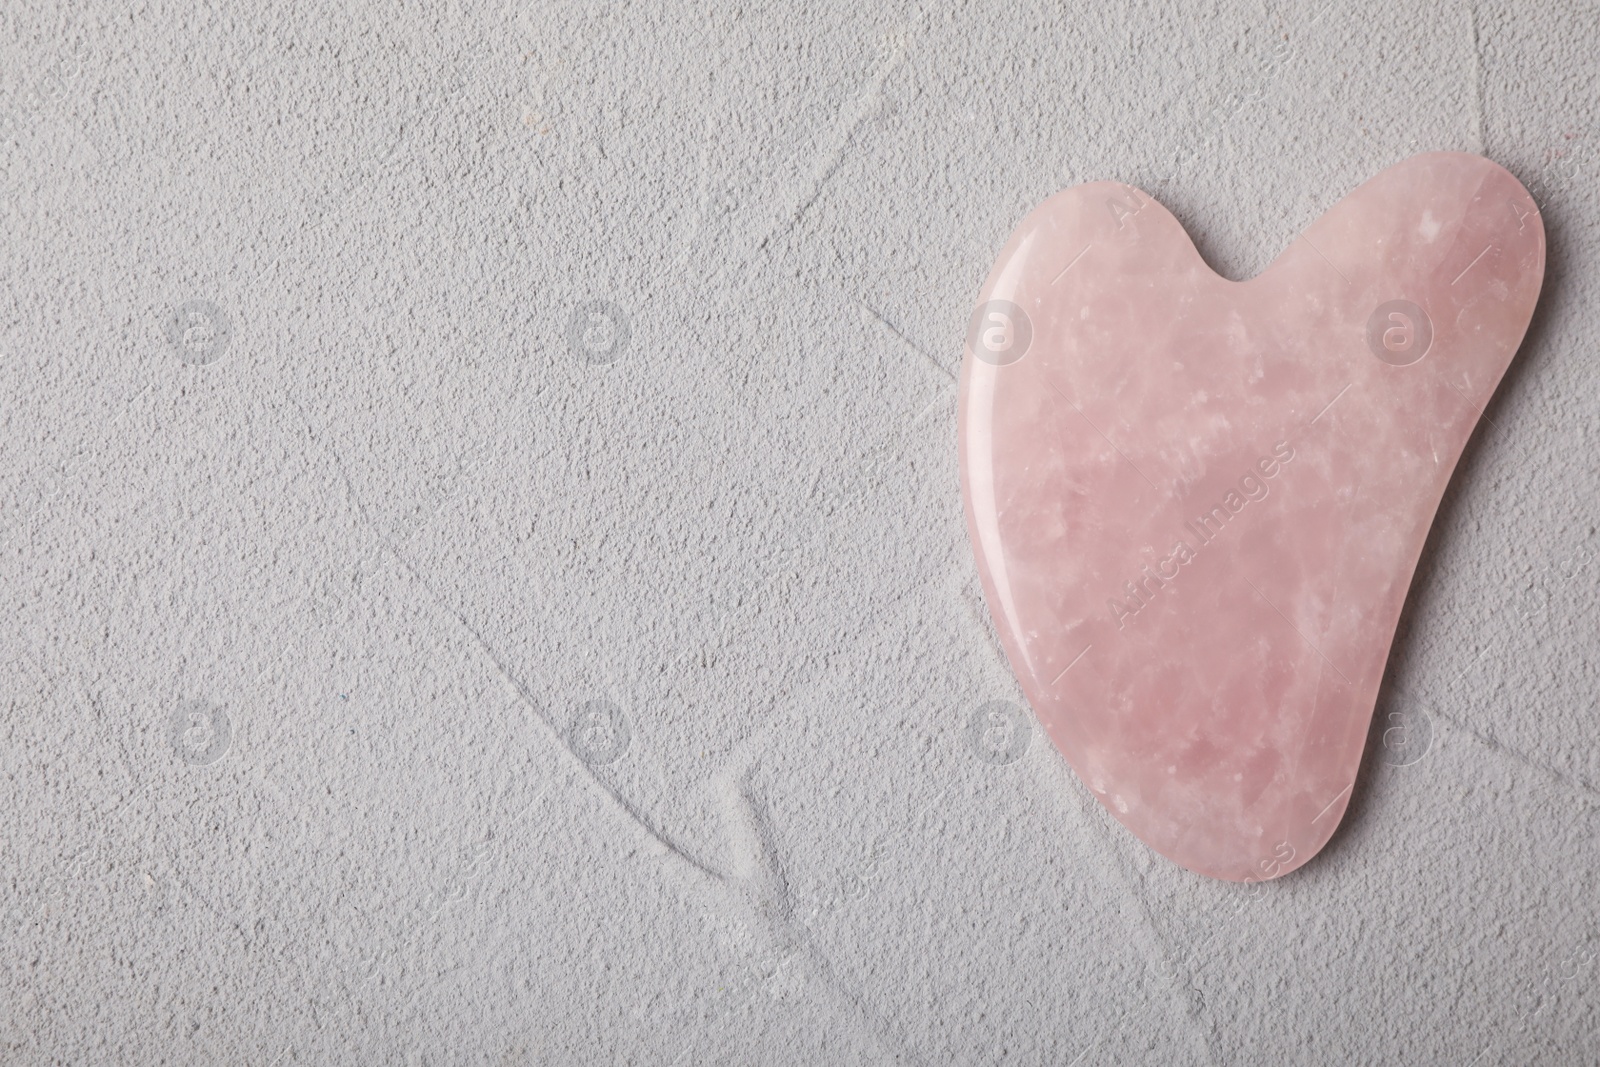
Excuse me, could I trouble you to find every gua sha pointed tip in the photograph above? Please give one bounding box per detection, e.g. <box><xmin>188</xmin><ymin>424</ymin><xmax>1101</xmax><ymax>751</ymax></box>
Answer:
<box><xmin>959</xmin><ymin>152</ymin><xmax>1545</xmax><ymax>882</ymax></box>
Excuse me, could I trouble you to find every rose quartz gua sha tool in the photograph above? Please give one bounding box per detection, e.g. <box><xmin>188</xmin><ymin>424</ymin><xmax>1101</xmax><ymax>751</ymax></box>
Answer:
<box><xmin>959</xmin><ymin>153</ymin><xmax>1544</xmax><ymax>881</ymax></box>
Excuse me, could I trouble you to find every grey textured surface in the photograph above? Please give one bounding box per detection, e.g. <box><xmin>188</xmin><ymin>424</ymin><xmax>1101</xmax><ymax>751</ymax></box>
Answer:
<box><xmin>2</xmin><ymin>1</ymin><xmax>1598</xmax><ymax>1064</ymax></box>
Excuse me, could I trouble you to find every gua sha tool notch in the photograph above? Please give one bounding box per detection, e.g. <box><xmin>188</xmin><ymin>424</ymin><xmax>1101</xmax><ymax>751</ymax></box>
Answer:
<box><xmin>959</xmin><ymin>153</ymin><xmax>1544</xmax><ymax>882</ymax></box>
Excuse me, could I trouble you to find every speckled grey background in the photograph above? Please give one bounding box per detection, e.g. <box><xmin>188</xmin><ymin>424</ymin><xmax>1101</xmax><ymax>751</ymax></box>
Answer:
<box><xmin>2</xmin><ymin>1</ymin><xmax>1597</xmax><ymax>1064</ymax></box>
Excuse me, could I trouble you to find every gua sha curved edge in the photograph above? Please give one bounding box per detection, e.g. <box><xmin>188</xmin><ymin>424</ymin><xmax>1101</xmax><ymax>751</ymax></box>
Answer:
<box><xmin>958</xmin><ymin>152</ymin><xmax>1545</xmax><ymax>882</ymax></box>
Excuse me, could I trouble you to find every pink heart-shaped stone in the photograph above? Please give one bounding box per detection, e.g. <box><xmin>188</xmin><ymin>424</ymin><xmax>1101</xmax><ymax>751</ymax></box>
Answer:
<box><xmin>959</xmin><ymin>152</ymin><xmax>1544</xmax><ymax>881</ymax></box>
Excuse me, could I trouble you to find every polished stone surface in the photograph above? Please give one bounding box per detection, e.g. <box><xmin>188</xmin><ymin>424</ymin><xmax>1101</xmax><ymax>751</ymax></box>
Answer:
<box><xmin>960</xmin><ymin>153</ymin><xmax>1545</xmax><ymax>881</ymax></box>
